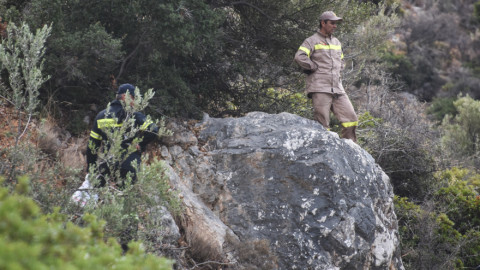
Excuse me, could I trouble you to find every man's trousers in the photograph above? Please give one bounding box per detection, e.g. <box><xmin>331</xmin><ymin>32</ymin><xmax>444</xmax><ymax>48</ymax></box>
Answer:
<box><xmin>311</xmin><ymin>92</ymin><xmax>358</xmax><ymax>142</ymax></box>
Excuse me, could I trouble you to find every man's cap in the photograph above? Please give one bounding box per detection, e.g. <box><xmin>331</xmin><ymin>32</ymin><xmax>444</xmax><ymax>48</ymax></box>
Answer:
<box><xmin>117</xmin><ymin>83</ymin><xmax>136</xmax><ymax>96</ymax></box>
<box><xmin>319</xmin><ymin>11</ymin><xmax>342</xmax><ymax>21</ymax></box>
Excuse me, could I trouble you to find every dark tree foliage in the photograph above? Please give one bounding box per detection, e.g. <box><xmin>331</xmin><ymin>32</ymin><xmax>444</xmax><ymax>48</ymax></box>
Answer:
<box><xmin>0</xmin><ymin>0</ymin><xmax>383</xmax><ymax>121</ymax></box>
<box><xmin>3</xmin><ymin>0</ymin><xmax>224</xmax><ymax>119</ymax></box>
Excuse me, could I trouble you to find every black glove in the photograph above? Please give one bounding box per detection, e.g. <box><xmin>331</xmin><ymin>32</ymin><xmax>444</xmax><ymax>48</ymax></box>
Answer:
<box><xmin>303</xmin><ymin>69</ymin><xmax>313</xmax><ymax>75</ymax></box>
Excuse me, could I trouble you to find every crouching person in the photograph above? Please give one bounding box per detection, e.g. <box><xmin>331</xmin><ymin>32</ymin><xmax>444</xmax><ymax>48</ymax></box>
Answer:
<box><xmin>86</xmin><ymin>83</ymin><xmax>159</xmax><ymax>188</ymax></box>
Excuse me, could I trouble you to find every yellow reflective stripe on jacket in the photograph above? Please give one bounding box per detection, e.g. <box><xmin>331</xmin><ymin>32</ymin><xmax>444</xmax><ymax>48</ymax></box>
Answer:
<box><xmin>140</xmin><ymin>119</ymin><xmax>153</xmax><ymax>131</ymax></box>
<box><xmin>299</xmin><ymin>46</ymin><xmax>311</xmax><ymax>57</ymax></box>
<box><xmin>90</xmin><ymin>131</ymin><xmax>102</xmax><ymax>140</ymax></box>
<box><xmin>341</xmin><ymin>53</ymin><xmax>344</xmax><ymax>60</ymax></box>
<box><xmin>341</xmin><ymin>121</ymin><xmax>358</xmax><ymax>128</ymax></box>
<box><xmin>314</xmin><ymin>44</ymin><xmax>342</xmax><ymax>51</ymax></box>
<box><xmin>97</xmin><ymin>119</ymin><xmax>123</xmax><ymax>129</ymax></box>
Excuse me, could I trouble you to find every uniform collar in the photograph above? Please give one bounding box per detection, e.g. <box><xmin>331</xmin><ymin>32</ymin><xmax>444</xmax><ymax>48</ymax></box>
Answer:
<box><xmin>317</xmin><ymin>29</ymin><xmax>332</xmax><ymax>39</ymax></box>
<box><xmin>106</xmin><ymin>100</ymin><xmax>124</xmax><ymax>112</ymax></box>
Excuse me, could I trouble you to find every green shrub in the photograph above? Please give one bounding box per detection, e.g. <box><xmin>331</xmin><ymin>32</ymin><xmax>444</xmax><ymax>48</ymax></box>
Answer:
<box><xmin>380</xmin><ymin>49</ymin><xmax>414</xmax><ymax>87</ymax></box>
<box><xmin>440</xmin><ymin>95</ymin><xmax>480</xmax><ymax>167</ymax></box>
<box><xmin>427</xmin><ymin>97</ymin><xmax>457</xmax><ymax>123</ymax></box>
<box><xmin>474</xmin><ymin>1</ymin><xmax>480</xmax><ymax>23</ymax></box>
<box><xmin>86</xmin><ymin>157</ymin><xmax>182</xmax><ymax>251</ymax></box>
<box><xmin>262</xmin><ymin>87</ymin><xmax>311</xmax><ymax>117</ymax></box>
<box><xmin>0</xmin><ymin>176</ymin><xmax>173</xmax><ymax>270</ymax></box>
<box><xmin>433</xmin><ymin>168</ymin><xmax>480</xmax><ymax>268</ymax></box>
<box><xmin>363</xmin><ymin>123</ymin><xmax>437</xmax><ymax>200</ymax></box>
<box><xmin>395</xmin><ymin>168</ymin><xmax>480</xmax><ymax>269</ymax></box>
<box><xmin>0</xmin><ymin>22</ymin><xmax>51</xmax><ymax>182</ymax></box>
<box><xmin>395</xmin><ymin>195</ymin><xmax>461</xmax><ymax>269</ymax></box>
<box><xmin>434</xmin><ymin>168</ymin><xmax>480</xmax><ymax>234</ymax></box>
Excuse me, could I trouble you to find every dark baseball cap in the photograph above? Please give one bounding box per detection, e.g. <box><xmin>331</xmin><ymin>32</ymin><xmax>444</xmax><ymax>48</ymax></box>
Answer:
<box><xmin>117</xmin><ymin>83</ymin><xmax>136</xmax><ymax>96</ymax></box>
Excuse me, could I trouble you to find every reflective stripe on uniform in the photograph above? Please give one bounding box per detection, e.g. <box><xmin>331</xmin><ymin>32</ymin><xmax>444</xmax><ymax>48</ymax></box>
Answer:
<box><xmin>341</xmin><ymin>121</ymin><xmax>358</xmax><ymax>128</ymax></box>
<box><xmin>90</xmin><ymin>131</ymin><xmax>102</xmax><ymax>140</ymax></box>
<box><xmin>299</xmin><ymin>46</ymin><xmax>311</xmax><ymax>57</ymax></box>
<box><xmin>314</xmin><ymin>44</ymin><xmax>342</xmax><ymax>51</ymax></box>
<box><xmin>140</xmin><ymin>119</ymin><xmax>153</xmax><ymax>131</ymax></box>
<box><xmin>97</xmin><ymin>119</ymin><xmax>122</xmax><ymax>129</ymax></box>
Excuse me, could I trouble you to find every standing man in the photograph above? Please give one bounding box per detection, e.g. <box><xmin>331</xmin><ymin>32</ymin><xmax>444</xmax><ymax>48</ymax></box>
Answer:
<box><xmin>86</xmin><ymin>83</ymin><xmax>159</xmax><ymax>188</ymax></box>
<box><xmin>294</xmin><ymin>11</ymin><xmax>358</xmax><ymax>142</ymax></box>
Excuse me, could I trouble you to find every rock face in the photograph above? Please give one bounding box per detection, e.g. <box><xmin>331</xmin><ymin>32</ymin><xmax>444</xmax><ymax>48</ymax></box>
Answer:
<box><xmin>162</xmin><ymin>112</ymin><xmax>404</xmax><ymax>270</ymax></box>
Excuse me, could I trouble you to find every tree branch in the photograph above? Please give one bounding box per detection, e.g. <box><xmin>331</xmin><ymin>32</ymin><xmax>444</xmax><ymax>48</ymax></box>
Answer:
<box><xmin>229</xmin><ymin>1</ymin><xmax>275</xmax><ymax>21</ymax></box>
<box><xmin>0</xmin><ymin>94</ymin><xmax>14</xmax><ymax>106</ymax></box>
<box><xmin>116</xmin><ymin>40</ymin><xmax>142</xmax><ymax>80</ymax></box>
<box><xmin>17</xmin><ymin>113</ymin><xmax>32</xmax><ymax>141</ymax></box>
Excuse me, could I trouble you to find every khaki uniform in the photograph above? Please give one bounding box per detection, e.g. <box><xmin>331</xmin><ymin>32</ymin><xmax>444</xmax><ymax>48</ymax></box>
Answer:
<box><xmin>294</xmin><ymin>30</ymin><xmax>358</xmax><ymax>141</ymax></box>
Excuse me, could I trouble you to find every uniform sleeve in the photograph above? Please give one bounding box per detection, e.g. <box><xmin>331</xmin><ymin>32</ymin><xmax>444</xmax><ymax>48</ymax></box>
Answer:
<box><xmin>86</xmin><ymin>118</ymin><xmax>103</xmax><ymax>171</ymax></box>
<box><xmin>294</xmin><ymin>38</ymin><xmax>317</xmax><ymax>72</ymax></box>
<box><xmin>135</xmin><ymin>112</ymin><xmax>159</xmax><ymax>152</ymax></box>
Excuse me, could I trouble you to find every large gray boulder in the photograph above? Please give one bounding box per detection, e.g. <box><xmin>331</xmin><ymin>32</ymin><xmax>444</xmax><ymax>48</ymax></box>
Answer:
<box><xmin>163</xmin><ymin>112</ymin><xmax>404</xmax><ymax>270</ymax></box>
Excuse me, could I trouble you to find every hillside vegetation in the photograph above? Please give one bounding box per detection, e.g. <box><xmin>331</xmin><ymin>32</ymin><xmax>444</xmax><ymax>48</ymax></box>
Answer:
<box><xmin>0</xmin><ymin>0</ymin><xmax>480</xmax><ymax>269</ymax></box>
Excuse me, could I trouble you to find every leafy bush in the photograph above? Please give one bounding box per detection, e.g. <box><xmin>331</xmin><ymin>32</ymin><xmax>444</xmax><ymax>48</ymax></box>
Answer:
<box><xmin>0</xmin><ymin>176</ymin><xmax>173</xmax><ymax>269</ymax></box>
<box><xmin>433</xmin><ymin>168</ymin><xmax>480</xmax><ymax>268</ymax></box>
<box><xmin>380</xmin><ymin>48</ymin><xmax>415</xmax><ymax>87</ymax></box>
<box><xmin>85</xmin><ymin>156</ymin><xmax>182</xmax><ymax>251</ymax></box>
<box><xmin>395</xmin><ymin>195</ymin><xmax>464</xmax><ymax>269</ymax></box>
<box><xmin>440</xmin><ymin>95</ymin><xmax>480</xmax><ymax>167</ymax></box>
<box><xmin>427</xmin><ymin>97</ymin><xmax>457</xmax><ymax>123</ymax></box>
<box><xmin>397</xmin><ymin>194</ymin><xmax>457</xmax><ymax>269</ymax></box>
<box><xmin>433</xmin><ymin>168</ymin><xmax>480</xmax><ymax>234</ymax></box>
<box><xmin>0</xmin><ymin>22</ymin><xmax>51</xmax><ymax>181</ymax></box>
<box><xmin>395</xmin><ymin>168</ymin><xmax>480</xmax><ymax>269</ymax></box>
<box><xmin>358</xmin><ymin>89</ymin><xmax>440</xmax><ymax>201</ymax></box>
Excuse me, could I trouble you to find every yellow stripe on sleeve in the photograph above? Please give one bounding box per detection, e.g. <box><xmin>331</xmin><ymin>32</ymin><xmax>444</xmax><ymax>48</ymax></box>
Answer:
<box><xmin>140</xmin><ymin>119</ymin><xmax>153</xmax><ymax>131</ymax></box>
<box><xmin>90</xmin><ymin>131</ymin><xmax>102</xmax><ymax>140</ymax></box>
<box><xmin>299</xmin><ymin>46</ymin><xmax>311</xmax><ymax>57</ymax></box>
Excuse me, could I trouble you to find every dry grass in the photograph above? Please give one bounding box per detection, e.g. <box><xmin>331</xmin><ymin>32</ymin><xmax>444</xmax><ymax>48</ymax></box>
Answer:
<box><xmin>60</xmin><ymin>137</ymin><xmax>86</xmax><ymax>171</ymax></box>
<box><xmin>225</xmin><ymin>234</ymin><xmax>279</xmax><ymax>270</ymax></box>
<box><xmin>37</xmin><ymin>118</ymin><xmax>62</xmax><ymax>157</ymax></box>
<box><xmin>36</xmin><ymin>117</ymin><xmax>86</xmax><ymax>171</ymax></box>
<box><xmin>186</xmin><ymin>229</ymin><xmax>225</xmax><ymax>269</ymax></box>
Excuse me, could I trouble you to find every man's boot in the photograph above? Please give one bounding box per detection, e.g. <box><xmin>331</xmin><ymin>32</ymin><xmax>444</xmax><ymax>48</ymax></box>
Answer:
<box><xmin>341</xmin><ymin>126</ymin><xmax>357</xmax><ymax>143</ymax></box>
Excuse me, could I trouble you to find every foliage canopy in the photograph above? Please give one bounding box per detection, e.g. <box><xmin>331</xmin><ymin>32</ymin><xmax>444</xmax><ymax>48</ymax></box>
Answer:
<box><xmin>0</xmin><ymin>0</ymin><xmax>397</xmax><ymax>121</ymax></box>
